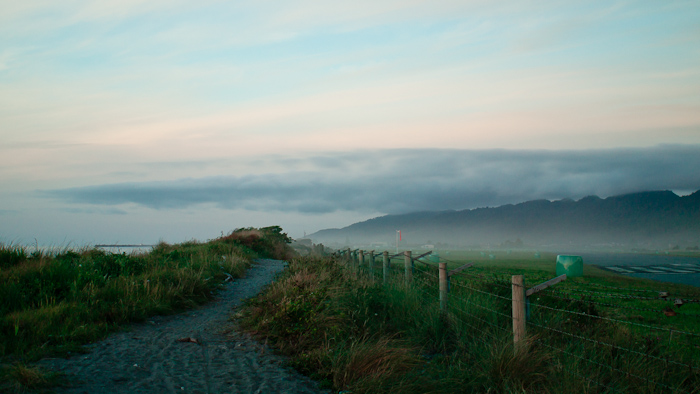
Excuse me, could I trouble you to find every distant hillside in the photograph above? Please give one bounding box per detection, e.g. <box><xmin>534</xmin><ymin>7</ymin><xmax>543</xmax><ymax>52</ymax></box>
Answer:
<box><xmin>309</xmin><ymin>190</ymin><xmax>700</xmax><ymax>248</ymax></box>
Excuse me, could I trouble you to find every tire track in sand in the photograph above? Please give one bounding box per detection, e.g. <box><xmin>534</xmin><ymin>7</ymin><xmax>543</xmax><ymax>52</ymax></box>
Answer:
<box><xmin>38</xmin><ymin>259</ymin><xmax>329</xmax><ymax>394</ymax></box>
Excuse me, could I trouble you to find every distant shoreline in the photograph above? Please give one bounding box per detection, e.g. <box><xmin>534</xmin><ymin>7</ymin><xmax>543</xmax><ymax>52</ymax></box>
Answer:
<box><xmin>95</xmin><ymin>244</ymin><xmax>155</xmax><ymax>248</ymax></box>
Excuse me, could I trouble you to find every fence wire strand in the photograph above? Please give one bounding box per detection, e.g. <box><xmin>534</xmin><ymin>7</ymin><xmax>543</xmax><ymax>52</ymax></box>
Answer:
<box><xmin>541</xmin><ymin>286</ymin><xmax>700</xmax><ymax>304</ymax></box>
<box><xmin>450</xmin><ymin>303</ymin><xmax>507</xmax><ymax>334</ymax></box>
<box><xmin>527</xmin><ymin>299</ymin><xmax>700</xmax><ymax>339</ymax></box>
<box><xmin>449</xmin><ymin>293</ymin><xmax>512</xmax><ymax>320</ymax></box>
<box><xmin>450</xmin><ymin>280</ymin><xmax>513</xmax><ymax>302</ymax></box>
<box><xmin>527</xmin><ymin>320</ymin><xmax>698</xmax><ymax>372</ymax></box>
<box><xmin>534</xmin><ymin>339</ymin><xmax>686</xmax><ymax>394</ymax></box>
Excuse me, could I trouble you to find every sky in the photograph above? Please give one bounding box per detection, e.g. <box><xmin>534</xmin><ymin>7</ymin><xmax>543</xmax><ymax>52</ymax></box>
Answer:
<box><xmin>1</xmin><ymin>0</ymin><xmax>700</xmax><ymax>246</ymax></box>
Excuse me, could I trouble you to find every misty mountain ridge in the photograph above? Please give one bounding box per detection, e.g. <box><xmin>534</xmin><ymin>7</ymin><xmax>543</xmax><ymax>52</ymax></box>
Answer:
<box><xmin>309</xmin><ymin>190</ymin><xmax>700</xmax><ymax>249</ymax></box>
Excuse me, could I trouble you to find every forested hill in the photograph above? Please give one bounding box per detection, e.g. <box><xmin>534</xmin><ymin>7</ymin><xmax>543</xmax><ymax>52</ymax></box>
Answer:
<box><xmin>309</xmin><ymin>190</ymin><xmax>700</xmax><ymax>248</ymax></box>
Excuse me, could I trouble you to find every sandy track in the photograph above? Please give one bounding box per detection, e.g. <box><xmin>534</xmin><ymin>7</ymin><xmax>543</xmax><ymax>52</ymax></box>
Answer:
<box><xmin>38</xmin><ymin>259</ymin><xmax>329</xmax><ymax>394</ymax></box>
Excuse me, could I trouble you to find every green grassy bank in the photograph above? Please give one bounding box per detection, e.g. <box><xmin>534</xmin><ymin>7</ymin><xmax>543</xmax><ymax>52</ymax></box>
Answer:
<box><xmin>0</xmin><ymin>226</ymin><xmax>293</xmax><ymax>392</ymax></box>
<box><xmin>240</xmin><ymin>253</ymin><xmax>700</xmax><ymax>393</ymax></box>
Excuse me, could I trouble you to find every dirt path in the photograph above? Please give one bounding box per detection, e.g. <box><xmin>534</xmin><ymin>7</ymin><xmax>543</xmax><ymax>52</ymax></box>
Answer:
<box><xmin>38</xmin><ymin>259</ymin><xmax>329</xmax><ymax>394</ymax></box>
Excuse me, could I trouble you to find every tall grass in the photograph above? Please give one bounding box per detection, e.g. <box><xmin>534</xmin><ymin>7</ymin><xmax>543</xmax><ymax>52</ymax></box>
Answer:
<box><xmin>0</xmin><ymin>244</ymin><xmax>27</xmax><ymax>269</ymax></box>
<box><xmin>240</xmin><ymin>255</ymin><xmax>700</xmax><ymax>393</ymax></box>
<box><xmin>240</xmin><ymin>256</ymin><xmax>527</xmax><ymax>393</ymax></box>
<box><xmin>0</xmin><ymin>226</ymin><xmax>293</xmax><ymax>367</ymax></box>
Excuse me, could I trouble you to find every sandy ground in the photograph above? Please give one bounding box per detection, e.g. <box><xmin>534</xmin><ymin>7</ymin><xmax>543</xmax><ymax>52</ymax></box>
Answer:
<box><xmin>38</xmin><ymin>259</ymin><xmax>329</xmax><ymax>394</ymax></box>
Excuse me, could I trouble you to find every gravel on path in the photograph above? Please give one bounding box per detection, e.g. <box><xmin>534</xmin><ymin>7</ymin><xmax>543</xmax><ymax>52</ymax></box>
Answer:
<box><xmin>38</xmin><ymin>259</ymin><xmax>329</xmax><ymax>394</ymax></box>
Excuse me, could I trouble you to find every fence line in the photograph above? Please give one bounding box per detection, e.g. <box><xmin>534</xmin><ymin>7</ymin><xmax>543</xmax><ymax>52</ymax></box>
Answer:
<box><xmin>331</xmin><ymin>248</ymin><xmax>700</xmax><ymax>393</ymax></box>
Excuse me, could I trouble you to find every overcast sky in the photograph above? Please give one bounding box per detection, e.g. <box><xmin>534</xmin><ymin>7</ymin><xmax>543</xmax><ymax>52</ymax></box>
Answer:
<box><xmin>2</xmin><ymin>1</ymin><xmax>699</xmax><ymax>246</ymax></box>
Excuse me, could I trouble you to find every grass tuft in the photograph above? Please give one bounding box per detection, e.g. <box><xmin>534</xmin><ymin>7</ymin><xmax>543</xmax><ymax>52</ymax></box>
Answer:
<box><xmin>0</xmin><ymin>244</ymin><xmax>27</xmax><ymax>269</ymax></box>
<box><xmin>0</xmin><ymin>363</ymin><xmax>63</xmax><ymax>393</ymax></box>
<box><xmin>482</xmin><ymin>337</ymin><xmax>552</xmax><ymax>393</ymax></box>
<box><xmin>327</xmin><ymin>336</ymin><xmax>419</xmax><ymax>390</ymax></box>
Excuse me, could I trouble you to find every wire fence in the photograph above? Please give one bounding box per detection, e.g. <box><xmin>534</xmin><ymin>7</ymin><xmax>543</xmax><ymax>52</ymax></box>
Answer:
<box><xmin>333</xmin><ymin>248</ymin><xmax>700</xmax><ymax>394</ymax></box>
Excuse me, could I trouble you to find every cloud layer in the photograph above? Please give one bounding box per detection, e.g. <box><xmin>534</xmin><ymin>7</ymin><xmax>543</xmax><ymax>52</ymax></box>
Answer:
<box><xmin>44</xmin><ymin>145</ymin><xmax>700</xmax><ymax>214</ymax></box>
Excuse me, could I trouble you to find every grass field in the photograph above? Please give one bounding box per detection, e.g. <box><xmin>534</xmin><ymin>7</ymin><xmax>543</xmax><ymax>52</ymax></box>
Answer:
<box><xmin>0</xmin><ymin>226</ymin><xmax>293</xmax><ymax>393</ymax></box>
<box><xmin>241</xmin><ymin>251</ymin><xmax>700</xmax><ymax>393</ymax></box>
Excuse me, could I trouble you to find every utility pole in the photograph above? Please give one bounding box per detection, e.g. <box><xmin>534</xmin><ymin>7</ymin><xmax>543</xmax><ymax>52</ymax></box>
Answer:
<box><xmin>396</xmin><ymin>230</ymin><xmax>400</xmax><ymax>253</ymax></box>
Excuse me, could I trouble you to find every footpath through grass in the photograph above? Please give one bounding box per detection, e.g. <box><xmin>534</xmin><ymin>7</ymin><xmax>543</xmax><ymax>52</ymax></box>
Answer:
<box><xmin>0</xmin><ymin>226</ymin><xmax>293</xmax><ymax>392</ymax></box>
<box><xmin>240</xmin><ymin>254</ymin><xmax>700</xmax><ymax>394</ymax></box>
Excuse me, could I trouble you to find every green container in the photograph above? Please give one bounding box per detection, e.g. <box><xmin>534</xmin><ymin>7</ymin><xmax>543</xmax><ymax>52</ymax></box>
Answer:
<box><xmin>556</xmin><ymin>255</ymin><xmax>583</xmax><ymax>277</ymax></box>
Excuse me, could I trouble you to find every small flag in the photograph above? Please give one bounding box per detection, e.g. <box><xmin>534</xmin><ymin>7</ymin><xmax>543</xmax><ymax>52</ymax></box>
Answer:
<box><xmin>399</xmin><ymin>230</ymin><xmax>402</xmax><ymax>241</ymax></box>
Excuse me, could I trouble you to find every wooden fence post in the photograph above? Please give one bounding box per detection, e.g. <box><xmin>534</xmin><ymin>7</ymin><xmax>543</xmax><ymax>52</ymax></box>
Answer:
<box><xmin>346</xmin><ymin>248</ymin><xmax>351</xmax><ymax>264</ymax></box>
<box><xmin>439</xmin><ymin>262</ymin><xmax>448</xmax><ymax>313</ymax></box>
<box><xmin>383</xmin><ymin>251</ymin><xmax>389</xmax><ymax>284</ymax></box>
<box><xmin>404</xmin><ymin>251</ymin><xmax>412</xmax><ymax>283</ymax></box>
<box><xmin>368</xmin><ymin>250</ymin><xmax>375</xmax><ymax>278</ymax></box>
<box><xmin>512</xmin><ymin>275</ymin><xmax>526</xmax><ymax>350</ymax></box>
<box><xmin>359</xmin><ymin>250</ymin><xmax>364</xmax><ymax>273</ymax></box>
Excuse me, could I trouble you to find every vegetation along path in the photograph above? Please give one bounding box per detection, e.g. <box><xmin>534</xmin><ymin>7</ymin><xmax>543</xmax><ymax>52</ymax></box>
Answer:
<box><xmin>38</xmin><ymin>259</ymin><xmax>328</xmax><ymax>394</ymax></box>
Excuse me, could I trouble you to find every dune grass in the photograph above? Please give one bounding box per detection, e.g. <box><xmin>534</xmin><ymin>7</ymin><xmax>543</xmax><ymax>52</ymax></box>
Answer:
<box><xmin>0</xmin><ymin>226</ymin><xmax>293</xmax><ymax>392</ymax></box>
<box><xmin>240</xmin><ymin>254</ymin><xmax>700</xmax><ymax>393</ymax></box>
<box><xmin>0</xmin><ymin>363</ymin><xmax>63</xmax><ymax>393</ymax></box>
